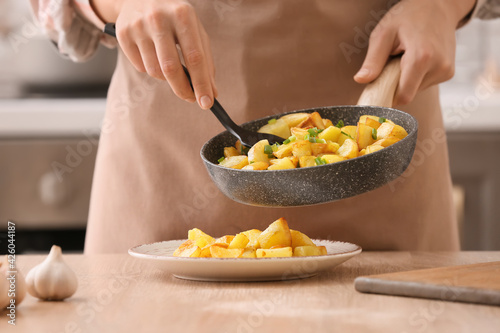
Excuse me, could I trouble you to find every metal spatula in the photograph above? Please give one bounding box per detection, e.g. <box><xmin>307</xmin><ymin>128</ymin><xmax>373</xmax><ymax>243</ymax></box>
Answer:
<box><xmin>103</xmin><ymin>23</ymin><xmax>284</xmax><ymax>147</ymax></box>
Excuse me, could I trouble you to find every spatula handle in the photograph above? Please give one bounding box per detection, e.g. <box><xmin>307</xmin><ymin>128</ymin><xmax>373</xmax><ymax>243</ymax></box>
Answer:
<box><xmin>357</xmin><ymin>57</ymin><xmax>401</xmax><ymax>108</ymax></box>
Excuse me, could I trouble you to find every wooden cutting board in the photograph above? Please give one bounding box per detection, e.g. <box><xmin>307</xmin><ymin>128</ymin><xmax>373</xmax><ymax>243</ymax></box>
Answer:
<box><xmin>354</xmin><ymin>261</ymin><xmax>500</xmax><ymax>306</ymax></box>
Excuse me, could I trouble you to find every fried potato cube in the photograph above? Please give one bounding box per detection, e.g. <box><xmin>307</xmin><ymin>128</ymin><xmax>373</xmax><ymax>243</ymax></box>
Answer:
<box><xmin>268</xmin><ymin>157</ymin><xmax>296</xmax><ymax>170</ymax></box>
<box><xmin>337</xmin><ymin>138</ymin><xmax>359</xmax><ymax>159</ymax></box>
<box><xmin>242</xmin><ymin>229</ymin><xmax>262</xmax><ymax>248</ymax></box>
<box><xmin>326</xmin><ymin>142</ymin><xmax>340</xmax><ymax>153</ymax></box>
<box><xmin>188</xmin><ymin>228</ymin><xmax>215</xmax><ymax>248</ymax></box>
<box><xmin>318</xmin><ymin>126</ymin><xmax>341</xmax><ymax>143</ymax></box>
<box><xmin>247</xmin><ymin>139</ymin><xmax>270</xmax><ymax>164</ymax></box>
<box><xmin>310</xmin><ymin>112</ymin><xmax>326</xmax><ymax>129</ymax></box>
<box><xmin>358</xmin><ymin>149</ymin><xmax>366</xmax><ymax>157</ymax></box>
<box><xmin>362</xmin><ymin>117</ymin><xmax>382</xmax><ymax>129</ymax></box>
<box><xmin>173</xmin><ymin>240</ymin><xmax>201</xmax><ymax>257</ymax></box>
<box><xmin>256</xmin><ymin>247</ymin><xmax>293</xmax><ymax>258</ymax></box>
<box><xmin>373</xmin><ymin>136</ymin><xmax>401</xmax><ymax>147</ymax></box>
<box><xmin>292</xmin><ymin>140</ymin><xmax>312</xmax><ymax>158</ymax></box>
<box><xmin>323</xmin><ymin>119</ymin><xmax>334</xmax><ymax>128</ymax></box>
<box><xmin>219</xmin><ymin>155</ymin><xmax>249</xmax><ymax>169</ymax></box>
<box><xmin>228</xmin><ymin>233</ymin><xmax>249</xmax><ymax>249</ymax></box>
<box><xmin>235</xmin><ymin>140</ymin><xmax>244</xmax><ymax>154</ymax></box>
<box><xmin>290</xmin><ymin>229</ymin><xmax>315</xmax><ymax>248</ymax></box>
<box><xmin>338</xmin><ymin>126</ymin><xmax>357</xmax><ymax>146</ymax></box>
<box><xmin>199</xmin><ymin>245</ymin><xmax>212</xmax><ymax>258</ymax></box>
<box><xmin>242</xmin><ymin>161</ymin><xmax>269</xmax><ymax>170</ymax></box>
<box><xmin>214</xmin><ymin>235</ymin><xmax>235</xmax><ymax>246</ymax></box>
<box><xmin>224</xmin><ymin>147</ymin><xmax>240</xmax><ymax>158</ymax></box>
<box><xmin>240</xmin><ymin>247</ymin><xmax>257</xmax><ymax>258</ymax></box>
<box><xmin>365</xmin><ymin>144</ymin><xmax>384</xmax><ymax>155</ymax></box>
<box><xmin>299</xmin><ymin>156</ymin><xmax>317</xmax><ymax>168</ymax></box>
<box><xmin>296</xmin><ymin>117</ymin><xmax>315</xmax><ymax>128</ymax></box>
<box><xmin>258</xmin><ymin>119</ymin><xmax>291</xmax><ymax>139</ymax></box>
<box><xmin>273</xmin><ymin>143</ymin><xmax>294</xmax><ymax>159</ymax></box>
<box><xmin>311</xmin><ymin>143</ymin><xmax>328</xmax><ymax>156</ymax></box>
<box><xmin>210</xmin><ymin>245</ymin><xmax>244</xmax><ymax>258</ymax></box>
<box><xmin>356</xmin><ymin>122</ymin><xmax>376</xmax><ymax>150</ymax></box>
<box><xmin>311</xmin><ymin>142</ymin><xmax>339</xmax><ymax>155</ymax></box>
<box><xmin>376</xmin><ymin>122</ymin><xmax>408</xmax><ymax>140</ymax></box>
<box><xmin>258</xmin><ymin>217</ymin><xmax>292</xmax><ymax>249</ymax></box>
<box><xmin>321</xmin><ymin>154</ymin><xmax>346</xmax><ymax>164</ymax></box>
<box><xmin>290</xmin><ymin>127</ymin><xmax>309</xmax><ymax>140</ymax></box>
<box><xmin>293</xmin><ymin>246</ymin><xmax>327</xmax><ymax>257</ymax></box>
<box><xmin>360</xmin><ymin>115</ymin><xmax>395</xmax><ymax>128</ymax></box>
<box><xmin>280</xmin><ymin>113</ymin><xmax>311</xmax><ymax>128</ymax></box>
<box><xmin>359</xmin><ymin>115</ymin><xmax>383</xmax><ymax>129</ymax></box>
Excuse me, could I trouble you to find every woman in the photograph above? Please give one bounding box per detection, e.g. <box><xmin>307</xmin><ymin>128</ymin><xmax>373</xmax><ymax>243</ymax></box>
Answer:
<box><xmin>30</xmin><ymin>0</ymin><xmax>495</xmax><ymax>253</ymax></box>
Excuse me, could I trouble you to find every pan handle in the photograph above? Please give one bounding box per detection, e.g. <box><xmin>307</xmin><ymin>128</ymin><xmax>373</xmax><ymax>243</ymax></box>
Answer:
<box><xmin>357</xmin><ymin>57</ymin><xmax>401</xmax><ymax>108</ymax></box>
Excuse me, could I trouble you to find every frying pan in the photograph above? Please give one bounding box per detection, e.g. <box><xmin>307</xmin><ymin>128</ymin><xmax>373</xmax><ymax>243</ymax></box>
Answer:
<box><xmin>200</xmin><ymin>58</ymin><xmax>418</xmax><ymax>207</ymax></box>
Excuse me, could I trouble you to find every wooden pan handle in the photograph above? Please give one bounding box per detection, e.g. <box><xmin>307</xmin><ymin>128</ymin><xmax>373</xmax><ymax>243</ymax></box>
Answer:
<box><xmin>357</xmin><ymin>58</ymin><xmax>401</xmax><ymax>108</ymax></box>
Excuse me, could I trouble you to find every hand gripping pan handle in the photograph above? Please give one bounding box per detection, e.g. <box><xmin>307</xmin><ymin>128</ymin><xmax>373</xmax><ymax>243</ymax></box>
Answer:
<box><xmin>357</xmin><ymin>58</ymin><xmax>401</xmax><ymax>108</ymax></box>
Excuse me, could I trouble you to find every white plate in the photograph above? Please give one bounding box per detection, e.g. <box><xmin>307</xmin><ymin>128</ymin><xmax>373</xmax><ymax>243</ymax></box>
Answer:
<box><xmin>128</xmin><ymin>240</ymin><xmax>362</xmax><ymax>282</ymax></box>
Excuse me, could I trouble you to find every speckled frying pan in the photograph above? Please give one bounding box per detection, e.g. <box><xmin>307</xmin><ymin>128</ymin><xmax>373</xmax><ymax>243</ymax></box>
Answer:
<box><xmin>200</xmin><ymin>59</ymin><xmax>418</xmax><ymax>207</ymax></box>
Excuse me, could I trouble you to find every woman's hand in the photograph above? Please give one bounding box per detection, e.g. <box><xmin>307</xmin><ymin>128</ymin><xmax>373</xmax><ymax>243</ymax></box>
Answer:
<box><xmin>92</xmin><ymin>0</ymin><xmax>217</xmax><ymax>109</ymax></box>
<box><xmin>354</xmin><ymin>0</ymin><xmax>477</xmax><ymax>106</ymax></box>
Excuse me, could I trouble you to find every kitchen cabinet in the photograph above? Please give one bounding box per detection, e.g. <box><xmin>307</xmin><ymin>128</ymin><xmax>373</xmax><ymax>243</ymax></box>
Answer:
<box><xmin>3</xmin><ymin>252</ymin><xmax>499</xmax><ymax>332</ymax></box>
<box><xmin>0</xmin><ymin>98</ymin><xmax>104</xmax><ymax>253</ymax></box>
<box><xmin>441</xmin><ymin>83</ymin><xmax>500</xmax><ymax>250</ymax></box>
<box><xmin>447</xmin><ymin>131</ymin><xmax>500</xmax><ymax>250</ymax></box>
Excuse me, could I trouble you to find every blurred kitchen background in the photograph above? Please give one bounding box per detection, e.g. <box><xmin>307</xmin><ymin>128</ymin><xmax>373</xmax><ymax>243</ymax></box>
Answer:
<box><xmin>0</xmin><ymin>2</ymin><xmax>499</xmax><ymax>253</ymax></box>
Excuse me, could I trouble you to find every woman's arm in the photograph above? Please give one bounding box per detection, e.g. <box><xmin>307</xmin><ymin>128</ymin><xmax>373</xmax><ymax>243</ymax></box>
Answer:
<box><xmin>354</xmin><ymin>0</ymin><xmax>477</xmax><ymax>106</ymax></box>
<box><xmin>90</xmin><ymin>0</ymin><xmax>217</xmax><ymax>109</ymax></box>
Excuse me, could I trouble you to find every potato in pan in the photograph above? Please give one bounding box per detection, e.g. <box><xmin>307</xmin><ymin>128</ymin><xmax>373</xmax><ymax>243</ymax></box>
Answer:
<box><xmin>217</xmin><ymin>112</ymin><xmax>408</xmax><ymax>171</ymax></box>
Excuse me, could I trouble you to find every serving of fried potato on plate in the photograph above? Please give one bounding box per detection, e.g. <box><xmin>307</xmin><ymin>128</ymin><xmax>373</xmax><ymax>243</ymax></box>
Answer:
<box><xmin>173</xmin><ymin>218</ymin><xmax>327</xmax><ymax>258</ymax></box>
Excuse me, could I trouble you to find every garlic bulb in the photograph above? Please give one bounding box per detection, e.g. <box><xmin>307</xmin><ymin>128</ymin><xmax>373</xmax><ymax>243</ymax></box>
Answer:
<box><xmin>0</xmin><ymin>255</ymin><xmax>27</xmax><ymax>308</ymax></box>
<box><xmin>26</xmin><ymin>245</ymin><xmax>78</xmax><ymax>301</ymax></box>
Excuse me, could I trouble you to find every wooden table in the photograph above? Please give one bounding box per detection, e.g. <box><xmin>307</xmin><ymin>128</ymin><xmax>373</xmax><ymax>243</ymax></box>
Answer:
<box><xmin>2</xmin><ymin>252</ymin><xmax>500</xmax><ymax>332</ymax></box>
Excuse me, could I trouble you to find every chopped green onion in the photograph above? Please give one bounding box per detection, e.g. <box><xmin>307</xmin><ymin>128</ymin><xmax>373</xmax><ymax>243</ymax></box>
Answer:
<box><xmin>341</xmin><ymin>131</ymin><xmax>354</xmax><ymax>140</ymax></box>
<box><xmin>241</xmin><ymin>146</ymin><xmax>249</xmax><ymax>155</ymax></box>
<box><xmin>283</xmin><ymin>138</ymin><xmax>291</xmax><ymax>145</ymax></box>
<box><xmin>268</xmin><ymin>118</ymin><xmax>277</xmax><ymax>125</ymax></box>
<box><xmin>268</xmin><ymin>154</ymin><xmax>274</xmax><ymax>158</ymax></box>
<box><xmin>371</xmin><ymin>128</ymin><xmax>377</xmax><ymax>140</ymax></box>
<box><xmin>308</xmin><ymin>128</ymin><xmax>320</xmax><ymax>137</ymax></box>
<box><xmin>263</xmin><ymin>145</ymin><xmax>273</xmax><ymax>155</ymax></box>
<box><xmin>271</xmin><ymin>143</ymin><xmax>279</xmax><ymax>152</ymax></box>
<box><xmin>316</xmin><ymin>138</ymin><xmax>326</xmax><ymax>144</ymax></box>
<box><xmin>309</xmin><ymin>137</ymin><xmax>317</xmax><ymax>143</ymax></box>
<box><xmin>315</xmin><ymin>157</ymin><xmax>327</xmax><ymax>165</ymax></box>
<box><xmin>218</xmin><ymin>157</ymin><xmax>225</xmax><ymax>163</ymax></box>
<box><xmin>378</xmin><ymin>117</ymin><xmax>386</xmax><ymax>124</ymax></box>
<box><xmin>318</xmin><ymin>128</ymin><xmax>324</xmax><ymax>133</ymax></box>
<box><xmin>304</xmin><ymin>134</ymin><xmax>310</xmax><ymax>141</ymax></box>
<box><xmin>335</xmin><ymin>120</ymin><xmax>344</xmax><ymax>128</ymax></box>
<box><xmin>289</xmin><ymin>136</ymin><xmax>296</xmax><ymax>142</ymax></box>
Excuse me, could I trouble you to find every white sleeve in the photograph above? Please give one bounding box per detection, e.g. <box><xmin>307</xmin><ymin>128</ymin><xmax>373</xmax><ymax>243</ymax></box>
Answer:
<box><xmin>29</xmin><ymin>0</ymin><xmax>117</xmax><ymax>63</ymax></box>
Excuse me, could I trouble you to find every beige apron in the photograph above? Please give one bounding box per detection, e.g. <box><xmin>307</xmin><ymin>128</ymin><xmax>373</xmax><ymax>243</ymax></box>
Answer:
<box><xmin>84</xmin><ymin>0</ymin><xmax>459</xmax><ymax>253</ymax></box>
